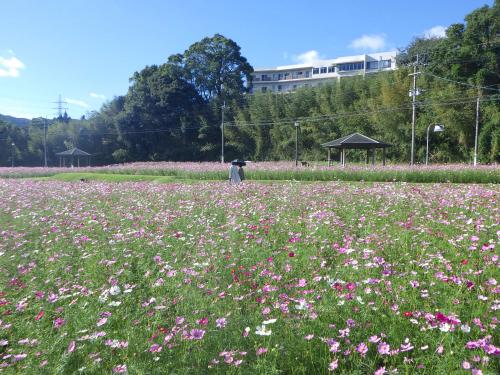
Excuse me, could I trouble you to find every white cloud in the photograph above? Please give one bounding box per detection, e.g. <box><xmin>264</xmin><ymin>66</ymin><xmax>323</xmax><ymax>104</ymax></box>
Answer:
<box><xmin>89</xmin><ymin>92</ymin><xmax>106</xmax><ymax>100</ymax></box>
<box><xmin>0</xmin><ymin>56</ymin><xmax>25</xmax><ymax>78</ymax></box>
<box><xmin>65</xmin><ymin>98</ymin><xmax>89</xmax><ymax>108</ymax></box>
<box><xmin>292</xmin><ymin>50</ymin><xmax>324</xmax><ymax>65</ymax></box>
<box><xmin>349</xmin><ymin>34</ymin><xmax>386</xmax><ymax>51</ymax></box>
<box><xmin>423</xmin><ymin>25</ymin><xmax>447</xmax><ymax>39</ymax></box>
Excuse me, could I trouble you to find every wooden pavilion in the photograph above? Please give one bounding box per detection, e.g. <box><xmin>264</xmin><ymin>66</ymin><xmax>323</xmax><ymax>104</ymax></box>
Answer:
<box><xmin>321</xmin><ymin>133</ymin><xmax>391</xmax><ymax>166</ymax></box>
<box><xmin>56</xmin><ymin>147</ymin><xmax>91</xmax><ymax>167</ymax></box>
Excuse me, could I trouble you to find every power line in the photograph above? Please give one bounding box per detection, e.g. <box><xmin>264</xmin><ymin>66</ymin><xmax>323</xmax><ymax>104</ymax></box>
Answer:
<box><xmin>1</xmin><ymin>95</ymin><xmax>499</xmax><ymax>142</ymax></box>
<box><xmin>224</xmin><ymin>95</ymin><xmax>500</xmax><ymax>128</ymax></box>
<box><xmin>421</xmin><ymin>72</ymin><xmax>500</xmax><ymax>93</ymax></box>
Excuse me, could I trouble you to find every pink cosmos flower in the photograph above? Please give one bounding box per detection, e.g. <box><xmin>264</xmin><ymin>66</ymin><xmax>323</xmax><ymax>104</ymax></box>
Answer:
<box><xmin>243</xmin><ymin>327</ymin><xmax>250</xmax><ymax>337</ymax></box>
<box><xmin>378</xmin><ymin>342</ymin><xmax>390</xmax><ymax>355</ymax></box>
<box><xmin>13</xmin><ymin>353</ymin><xmax>27</xmax><ymax>362</ymax></box>
<box><xmin>328</xmin><ymin>359</ymin><xmax>338</xmax><ymax>371</ymax></box>
<box><xmin>216</xmin><ymin>318</ymin><xmax>227</xmax><ymax>328</ymax></box>
<box><xmin>374</xmin><ymin>367</ymin><xmax>386</xmax><ymax>375</ymax></box>
<box><xmin>67</xmin><ymin>341</ymin><xmax>76</xmax><ymax>353</ymax></box>
<box><xmin>53</xmin><ymin>317</ymin><xmax>65</xmax><ymax>329</ymax></box>
<box><xmin>149</xmin><ymin>344</ymin><xmax>162</xmax><ymax>353</ymax></box>
<box><xmin>97</xmin><ymin>317</ymin><xmax>108</xmax><ymax>327</ymax></box>
<box><xmin>329</xmin><ymin>340</ymin><xmax>340</xmax><ymax>353</ymax></box>
<box><xmin>369</xmin><ymin>335</ymin><xmax>380</xmax><ymax>343</ymax></box>
<box><xmin>112</xmin><ymin>364</ymin><xmax>127</xmax><ymax>373</ymax></box>
<box><xmin>196</xmin><ymin>317</ymin><xmax>208</xmax><ymax>326</ymax></box>
<box><xmin>357</xmin><ymin>342</ymin><xmax>368</xmax><ymax>356</ymax></box>
<box><xmin>256</xmin><ymin>347</ymin><xmax>268</xmax><ymax>356</ymax></box>
<box><xmin>462</xmin><ymin>361</ymin><xmax>471</xmax><ymax>370</ymax></box>
<box><xmin>189</xmin><ymin>329</ymin><xmax>205</xmax><ymax>340</ymax></box>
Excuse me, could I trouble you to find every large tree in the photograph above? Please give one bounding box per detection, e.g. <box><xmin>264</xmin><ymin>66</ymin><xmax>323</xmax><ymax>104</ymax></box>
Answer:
<box><xmin>120</xmin><ymin>63</ymin><xmax>206</xmax><ymax>161</ymax></box>
<box><xmin>182</xmin><ymin>34</ymin><xmax>253</xmax><ymax>104</ymax></box>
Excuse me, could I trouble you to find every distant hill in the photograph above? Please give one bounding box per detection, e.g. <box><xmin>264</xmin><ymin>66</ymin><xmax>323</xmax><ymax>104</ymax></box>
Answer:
<box><xmin>0</xmin><ymin>114</ymin><xmax>31</xmax><ymax>127</ymax></box>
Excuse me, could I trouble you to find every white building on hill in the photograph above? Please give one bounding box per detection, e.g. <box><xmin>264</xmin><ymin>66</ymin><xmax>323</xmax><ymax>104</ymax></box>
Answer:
<box><xmin>250</xmin><ymin>51</ymin><xmax>397</xmax><ymax>94</ymax></box>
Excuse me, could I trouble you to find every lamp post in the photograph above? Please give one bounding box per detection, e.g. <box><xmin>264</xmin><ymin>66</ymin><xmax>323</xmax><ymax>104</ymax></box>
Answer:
<box><xmin>221</xmin><ymin>101</ymin><xmax>226</xmax><ymax>163</ymax></box>
<box><xmin>11</xmin><ymin>142</ymin><xmax>15</xmax><ymax>168</ymax></box>
<box><xmin>43</xmin><ymin>118</ymin><xmax>48</xmax><ymax>167</ymax></box>
<box><xmin>294</xmin><ymin>121</ymin><xmax>299</xmax><ymax>167</ymax></box>
<box><xmin>426</xmin><ymin>124</ymin><xmax>444</xmax><ymax>165</ymax></box>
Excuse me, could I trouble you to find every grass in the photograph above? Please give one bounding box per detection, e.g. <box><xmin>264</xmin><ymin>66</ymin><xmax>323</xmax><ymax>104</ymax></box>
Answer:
<box><xmin>2</xmin><ymin>163</ymin><xmax>498</xmax><ymax>183</ymax></box>
<box><xmin>0</xmin><ymin>179</ymin><xmax>497</xmax><ymax>374</ymax></box>
<box><xmin>38</xmin><ymin>172</ymin><xmax>199</xmax><ymax>184</ymax></box>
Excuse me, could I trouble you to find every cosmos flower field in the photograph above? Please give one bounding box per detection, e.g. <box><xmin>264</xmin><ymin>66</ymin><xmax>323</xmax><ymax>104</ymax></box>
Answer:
<box><xmin>0</xmin><ymin>179</ymin><xmax>498</xmax><ymax>374</ymax></box>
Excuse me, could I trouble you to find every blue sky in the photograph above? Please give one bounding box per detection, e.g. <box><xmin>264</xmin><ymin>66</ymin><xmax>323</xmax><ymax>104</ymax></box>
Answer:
<box><xmin>0</xmin><ymin>0</ymin><xmax>494</xmax><ymax>119</ymax></box>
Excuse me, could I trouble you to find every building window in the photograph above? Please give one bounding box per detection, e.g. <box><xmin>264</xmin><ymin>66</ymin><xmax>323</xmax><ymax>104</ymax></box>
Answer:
<box><xmin>380</xmin><ymin>59</ymin><xmax>391</xmax><ymax>68</ymax></box>
<box><xmin>277</xmin><ymin>85</ymin><xmax>282</xmax><ymax>91</ymax></box>
<box><xmin>320</xmin><ymin>67</ymin><xmax>327</xmax><ymax>74</ymax></box>
<box><xmin>284</xmin><ymin>72</ymin><xmax>289</xmax><ymax>80</ymax></box>
<box><xmin>328</xmin><ymin>66</ymin><xmax>335</xmax><ymax>73</ymax></box>
<box><xmin>261</xmin><ymin>87</ymin><xmax>267</xmax><ymax>93</ymax></box>
<box><xmin>293</xmin><ymin>85</ymin><xmax>297</xmax><ymax>90</ymax></box>
<box><xmin>338</xmin><ymin>62</ymin><xmax>364</xmax><ymax>71</ymax></box>
<box><xmin>305</xmin><ymin>71</ymin><xmax>310</xmax><ymax>77</ymax></box>
<box><xmin>313</xmin><ymin>68</ymin><xmax>319</xmax><ymax>75</ymax></box>
<box><xmin>367</xmin><ymin>61</ymin><xmax>378</xmax><ymax>70</ymax></box>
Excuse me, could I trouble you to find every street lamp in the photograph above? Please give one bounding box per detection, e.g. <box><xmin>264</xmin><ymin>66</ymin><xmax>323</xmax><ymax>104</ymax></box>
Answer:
<box><xmin>11</xmin><ymin>142</ymin><xmax>15</xmax><ymax>168</ymax></box>
<box><xmin>294</xmin><ymin>121</ymin><xmax>300</xmax><ymax>167</ymax></box>
<box><xmin>426</xmin><ymin>124</ymin><xmax>444</xmax><ymax>165</ymax></box>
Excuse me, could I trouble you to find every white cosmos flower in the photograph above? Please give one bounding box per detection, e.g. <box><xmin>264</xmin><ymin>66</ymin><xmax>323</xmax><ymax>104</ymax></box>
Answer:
<box><xmin>255</xmin><ymin>325</ymin><xmax>272</xmax><ymax>336</ymax></box>
<box><xmin>109</xmin><ymin>285</ymin><xmax>121</xmax><ymax>296</ymax></box>
<box><xmin>98</xmin><ymin>291</ymin><xmax>109</xmax><ymax>303</ymax></box>
<box><xmin>439</xmin><ymin>323</ymin><xmax>451</xmax><ymax>332</ymax></box>
<box><xmin>295</xmin><ymin>301</ymin><xmax>308</xmax><ymax>310</ymax></box>
<box><xmin>262</xmin><ymin>318</ymin><xmax>277</xmax><ymax>325</ymax></box>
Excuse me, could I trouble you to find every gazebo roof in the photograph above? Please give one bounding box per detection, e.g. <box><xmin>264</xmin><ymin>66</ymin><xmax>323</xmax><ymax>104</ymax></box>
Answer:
<box><xmin>55</xmin><ymin>147</ymin><xmax>91</xmax><ymax>156</ymax></box>
<box><xmin>321</xmin><ymin>133</ymin><xmax>391</xmax><ymax>149</ymax></box>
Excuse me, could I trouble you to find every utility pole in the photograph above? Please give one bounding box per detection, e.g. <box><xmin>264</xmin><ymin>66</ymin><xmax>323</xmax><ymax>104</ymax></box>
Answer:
<box><xmin>409</xmin><ymin>54</ymin><xmax>420</xmax><ymax>166</ymax></box>
<box><xmin>473</xmin><ymin>90</ymin><xmax>480</xmax><ymax>167</ymax></box>
<box><xmin>294</xmin><ymin>121</ymin><xmax>299</xmax><ymax>167</ymax></box>
<box><xmin>221</xmin><ymin>101</ymin><xmax>226</xmax><ymax>163</ymax></box>
<box><xmin>11</xmin><ymin>142</ymin><xmax>15</xmax><ymax>168</ymax></box>
<box><xmin>43</xmin><ymin>117</ymin><xmax>48</xmax><ymax>167</ymax></box>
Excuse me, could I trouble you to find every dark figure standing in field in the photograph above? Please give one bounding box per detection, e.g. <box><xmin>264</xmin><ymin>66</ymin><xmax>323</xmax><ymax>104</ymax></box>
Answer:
<box><xmin>238</xmin><ymin>165</ymin><xmax>245</xmax><ymax>182</ymax></box>
<box><xmin>229</xmin><ymin>164</ymin><xmax>241</xmax><ymax>184</ymax></box>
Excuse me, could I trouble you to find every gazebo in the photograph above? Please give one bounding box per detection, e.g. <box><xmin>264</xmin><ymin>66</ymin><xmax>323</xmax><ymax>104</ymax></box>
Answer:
<box><xmin>321</xmin><ymin>133</ymin><xmax>391</xmax><ymax>166</ymax></box>
<box><xmin>56</xmin><ymin>147</ymin><xmax>91</xmax><ymax>167</ymax></box>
